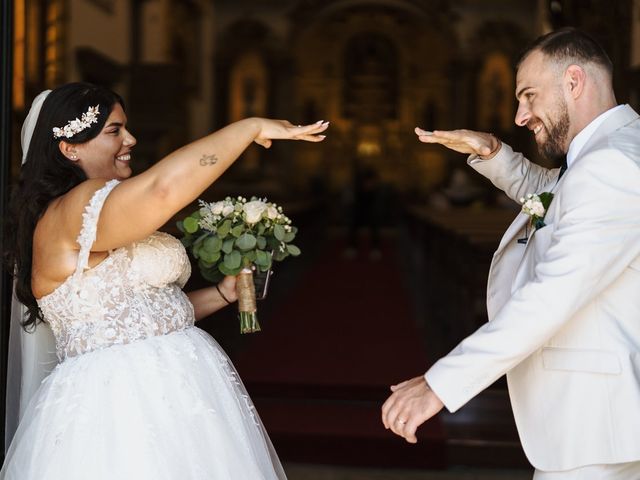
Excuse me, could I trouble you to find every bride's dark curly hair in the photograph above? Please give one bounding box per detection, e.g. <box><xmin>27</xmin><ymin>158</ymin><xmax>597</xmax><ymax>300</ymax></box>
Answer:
<box><xmin>4</xmin><ymin>82</ymin><xmax>124</xmax><ymax>331</ymax></box>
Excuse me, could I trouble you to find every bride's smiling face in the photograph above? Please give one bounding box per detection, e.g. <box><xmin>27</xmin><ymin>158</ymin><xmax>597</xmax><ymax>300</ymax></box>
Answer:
<box><xmin>72</xmin><ymin>103</ymin><xmax>137</xmax><ymax>180</ymax></box>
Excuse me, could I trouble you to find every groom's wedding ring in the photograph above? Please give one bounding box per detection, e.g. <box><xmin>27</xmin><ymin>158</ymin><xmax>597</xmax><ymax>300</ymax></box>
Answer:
<box><xmin>397</xmin><ymin>419</ymin><xmax>407</xmax><ymax>425</ymax></box>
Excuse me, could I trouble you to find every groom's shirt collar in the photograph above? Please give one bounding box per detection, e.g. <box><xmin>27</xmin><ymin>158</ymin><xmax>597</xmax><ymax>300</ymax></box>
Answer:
<box><xmin>566</xmin><ymin>104</ymin><xmax>624</xmax><ymax>168</ymax></box>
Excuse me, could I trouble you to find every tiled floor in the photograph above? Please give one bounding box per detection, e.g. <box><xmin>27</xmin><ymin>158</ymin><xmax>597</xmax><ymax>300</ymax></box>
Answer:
<box><xmin>284</xmin><ymin>463</ymin><xmax>533</xmax><ymax>480</ymax></box>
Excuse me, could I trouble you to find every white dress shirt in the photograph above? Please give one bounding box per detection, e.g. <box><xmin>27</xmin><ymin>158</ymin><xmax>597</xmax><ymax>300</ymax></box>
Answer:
<box><xmin>566</xmin><ymin>104</ymin><xmax>624</xmax><ymax>168</ymax></box>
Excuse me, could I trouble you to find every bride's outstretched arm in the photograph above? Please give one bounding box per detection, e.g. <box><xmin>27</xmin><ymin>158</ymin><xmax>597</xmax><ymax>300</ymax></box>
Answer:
<box><xmin>186</xmin><ymin>276</ymin><xmax>238</xmax><ymax>322</ymax></box>
<box><xmin>63</xmin><ymin>118</ymin><xmax>328</xmax><ymax>253</ymax></box>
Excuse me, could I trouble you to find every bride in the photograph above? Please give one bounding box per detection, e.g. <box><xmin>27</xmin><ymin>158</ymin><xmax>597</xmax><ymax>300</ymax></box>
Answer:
<box><xmin>2</xmin><ymin>82</ymin><xmax>328</xmax><ymax>479</ymax></box>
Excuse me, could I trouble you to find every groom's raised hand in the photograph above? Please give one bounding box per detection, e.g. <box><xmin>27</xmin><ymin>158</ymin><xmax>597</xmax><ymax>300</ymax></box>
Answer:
<box><xmin>381</xmin><ymin>376</ymin><xmax>444</xmax><ymax>443</ymax></box>
<box><xmin>415</xmin><ymin>127</ymin><xmax>501</xmax><ymax>159</ymax></box>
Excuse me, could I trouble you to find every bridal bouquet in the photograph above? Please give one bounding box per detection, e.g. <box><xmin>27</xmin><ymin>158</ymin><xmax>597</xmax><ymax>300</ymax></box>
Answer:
<box><xmin>177</xmin><ymin>196</ymin><xmax>301</xmax><ymax>333</ymax></box>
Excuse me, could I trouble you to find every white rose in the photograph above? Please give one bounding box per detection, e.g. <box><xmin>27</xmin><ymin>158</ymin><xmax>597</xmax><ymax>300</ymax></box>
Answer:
<box><xmin>532</xmin><ymin>203</ymin><xmax>545</xmax><ymax>217</ymax></box>
<box><xmin>266</xmin><ymin>206</ymin><xmax>278</xmax><ymax>220</ymax></box>
<box><xmin>243</xmin><ymin>200</ymin><xmax>267</xmax><ymax>224</ymax></box>
<box><xmin>211</xmin><ymin>201</ymin><xmax>225</xmax><ymax>215</ymax></box>
<box><xmin>222</xmin><ymin>204</ymin><xmax>235</xmax><ymax>216</ymax></box>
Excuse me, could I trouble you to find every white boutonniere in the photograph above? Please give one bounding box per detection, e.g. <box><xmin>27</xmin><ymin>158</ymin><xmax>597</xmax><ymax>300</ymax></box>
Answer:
<box><xmin>518</xmin><ymin>192</ymin><xmax>554</xmax><ymax>244</ymax></box>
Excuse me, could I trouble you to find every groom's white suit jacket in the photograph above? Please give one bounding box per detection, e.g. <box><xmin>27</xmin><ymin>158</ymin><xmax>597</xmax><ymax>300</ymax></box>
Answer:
<box><xmin>425</xmin><ymin>105</ymin><xmax>640</xmax><ymax>471</ymax></box>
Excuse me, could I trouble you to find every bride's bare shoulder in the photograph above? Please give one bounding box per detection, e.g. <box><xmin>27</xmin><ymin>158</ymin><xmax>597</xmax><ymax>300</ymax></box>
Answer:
<box><xmin>55</xmin><ymin>178</ymin><xmax>112</xmax><ymax>217</ymax></box>
<box><xmin>32</xmin><ymin>179</ymin><xmax>110</xmax><ymax>297</ymax></box>
<box><xmin>37</xmin><ymin>179</ymin><xmax>108</xmax><ymax>239</ymax></box>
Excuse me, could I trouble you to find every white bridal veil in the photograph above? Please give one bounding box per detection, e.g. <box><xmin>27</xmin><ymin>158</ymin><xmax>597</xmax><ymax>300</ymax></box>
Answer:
<box><xmin>5</xmin><ymin>90</ymin><xmax>58</xmax><ymax>451</ymax></box>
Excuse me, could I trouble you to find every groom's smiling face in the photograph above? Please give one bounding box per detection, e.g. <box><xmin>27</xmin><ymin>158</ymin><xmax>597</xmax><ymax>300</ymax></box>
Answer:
<box><xmin>514</xmin><ymin>50</ymin><xmax>570</xmax><ymax>161</ymax></box>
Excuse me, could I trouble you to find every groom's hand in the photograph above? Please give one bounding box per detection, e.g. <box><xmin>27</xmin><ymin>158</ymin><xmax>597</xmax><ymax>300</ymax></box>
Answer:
<box><xmin>415</xmin><ymin>127</ymin><xmax>501</xmax><ymax>159</ymax></box>
<box><xmin>381</xmin><ymin>376</ymin><xmax>444</xmax><ymax>444</ymax></box>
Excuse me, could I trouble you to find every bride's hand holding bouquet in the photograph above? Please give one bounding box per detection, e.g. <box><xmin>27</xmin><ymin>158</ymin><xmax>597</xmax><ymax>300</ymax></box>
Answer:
<box><xmin>179</xmin><ymin>195</ymin><xmax>302</xmax><ymax>333</ymax></box>
<box><xmin>179</xmin><ymin>118</ymin><xmax>327</xmax><ymax>333</ymax></box>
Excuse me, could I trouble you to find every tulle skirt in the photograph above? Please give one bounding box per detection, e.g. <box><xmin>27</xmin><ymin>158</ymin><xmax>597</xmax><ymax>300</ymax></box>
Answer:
<box><xmin>1</xmin><ymin>327</ymin><xmax>286</xmax><ymax>479</ymax></box>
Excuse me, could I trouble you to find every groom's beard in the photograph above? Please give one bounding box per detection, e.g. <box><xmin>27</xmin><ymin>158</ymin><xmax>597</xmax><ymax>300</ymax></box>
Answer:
<box><xmin>539</xmin><ymin>100</ymin><xmax>570</xmax><ymax>162</ymax></box>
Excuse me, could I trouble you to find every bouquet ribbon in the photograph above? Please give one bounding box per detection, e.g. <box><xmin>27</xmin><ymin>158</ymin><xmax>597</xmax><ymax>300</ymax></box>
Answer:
<box><xmin>237</xmin><ymin>268</ymin><xmax>260</xmax><ymax>333</ymax></box>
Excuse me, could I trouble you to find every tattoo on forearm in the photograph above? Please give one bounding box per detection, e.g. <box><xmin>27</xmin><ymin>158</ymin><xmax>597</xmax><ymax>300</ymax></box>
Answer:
<box><xmin>199</xmin><ymin>153</ymin><xmax>219</xmax><ymax>166</ymax></box>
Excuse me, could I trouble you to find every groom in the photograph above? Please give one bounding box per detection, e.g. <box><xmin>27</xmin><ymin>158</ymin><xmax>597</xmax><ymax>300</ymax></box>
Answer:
<box><xmin>382</xmin><ymin>28</ymin><xmax>640</xmax><ymax>479</ymax></box>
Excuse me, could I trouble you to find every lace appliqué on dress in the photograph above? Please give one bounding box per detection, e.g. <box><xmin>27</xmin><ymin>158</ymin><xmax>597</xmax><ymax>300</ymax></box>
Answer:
<box><xmin>37</xmin><ymin>181</ymin><xmax>194</xmax><ymax>361</ymax></box>
<box><xmin>73</xmin><ymin>179</ymin><xmax>120</xmax><ymax>282</ymax></box>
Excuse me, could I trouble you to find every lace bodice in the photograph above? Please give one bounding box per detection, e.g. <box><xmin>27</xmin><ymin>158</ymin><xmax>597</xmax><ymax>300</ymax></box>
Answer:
<box><xmin>37</xmin><ymin>180</ymin><xmax>194</xmax><ymax>361</ymax></box>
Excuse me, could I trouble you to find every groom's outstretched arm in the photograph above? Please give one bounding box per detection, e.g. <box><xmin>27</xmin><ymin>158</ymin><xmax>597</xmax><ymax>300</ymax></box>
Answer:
<box><xmin>416</xmin><ymin>128</ymin><xmax>560</xmax><ymax>202</ymax></box>
<box><xmin>415</xmin><ymin>127</ymin><xmax>500</xmax><ymax>158</ymax></box>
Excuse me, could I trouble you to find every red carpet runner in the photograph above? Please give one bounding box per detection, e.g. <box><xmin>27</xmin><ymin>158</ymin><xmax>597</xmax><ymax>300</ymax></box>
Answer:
<box><xmin>233</xmin><ymin>237</ymin><xmax>446</xmax><ymax>468</ymax></box>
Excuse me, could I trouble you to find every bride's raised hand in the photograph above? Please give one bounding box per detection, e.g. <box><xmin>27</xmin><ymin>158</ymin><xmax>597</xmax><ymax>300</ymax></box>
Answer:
<box><xmin>414</xmin><ymin>127</ymin><xmax>500</xmax><ymax>159</ymax></box>
<box><xmin>254</xmin><ymin>119</ymin><xmax>329</xmax><ymax>149</ymax></box>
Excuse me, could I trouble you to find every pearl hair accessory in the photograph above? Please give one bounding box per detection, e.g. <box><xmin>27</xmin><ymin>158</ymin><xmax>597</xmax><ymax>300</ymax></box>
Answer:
<box><xmin>52</xmin><ymin>105</ymin><xmax>100</xmax><ymax>139</ymax></box>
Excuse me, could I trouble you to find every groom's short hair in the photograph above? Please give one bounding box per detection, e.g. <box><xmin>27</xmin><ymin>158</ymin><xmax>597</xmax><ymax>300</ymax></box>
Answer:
<box><xmin>517</xmin><ymin>27</ymin><xmax>613</xmax><ymax>78</ymax></box>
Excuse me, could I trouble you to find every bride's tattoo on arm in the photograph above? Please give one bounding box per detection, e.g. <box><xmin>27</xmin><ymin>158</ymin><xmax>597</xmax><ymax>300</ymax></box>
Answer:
<box><xmin>199</xmin><ymin>154</ymin><xmax>219</xmax><ymax>166</ymax></box>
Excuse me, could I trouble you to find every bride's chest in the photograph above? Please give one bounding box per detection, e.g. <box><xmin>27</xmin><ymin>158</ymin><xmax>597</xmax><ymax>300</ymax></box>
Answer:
<box><xmin>101</xmin><ymin>232</ymin><xmax>191</xmax><ymax>289</ymax></box>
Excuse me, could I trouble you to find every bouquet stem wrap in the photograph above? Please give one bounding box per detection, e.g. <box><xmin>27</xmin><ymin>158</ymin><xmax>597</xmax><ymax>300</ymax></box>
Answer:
<box><xmin>237</xmin><ymin>268</ymin><xmax>260</xmax><ymax>333</ymax></box>
<box><xmin>179</xmin><ymin>195</ymin><xmax>302</xmax><ymax>334</ymax></box>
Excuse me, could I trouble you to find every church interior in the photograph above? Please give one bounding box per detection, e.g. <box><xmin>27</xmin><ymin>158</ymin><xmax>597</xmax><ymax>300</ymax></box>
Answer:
<box><xmin>4</xmin><ymin>0</ymin><xmax>640</xmax><ymax>478</ymax></box>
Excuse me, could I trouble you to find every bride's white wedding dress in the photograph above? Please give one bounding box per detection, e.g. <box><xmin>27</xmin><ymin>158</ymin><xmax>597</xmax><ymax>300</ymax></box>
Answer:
<box><xmin>1</xmin><ymin>180</ymin><xmax>286</xmax><ymax>479</ymax></box>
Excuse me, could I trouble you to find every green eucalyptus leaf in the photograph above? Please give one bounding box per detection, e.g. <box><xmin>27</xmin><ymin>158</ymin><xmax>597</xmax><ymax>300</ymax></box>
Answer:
<box><xmin>202</xmin><ymin>267</ymin><xmax>223</xmax><ymax>283</ymax></box>
<box><xmin>193</xmin><ymin>232</ymin><xmax>208</xmax><ymax>247</ymax></box>
<box><xmin>257</xmin><ymin>224</ymin><xmax>266</xmax><ymax>235</ymax></box>
<box><xmin>222</xmin><ymin>238</ymin><xmax>235</xmax><ymax>254</ymax></box>
<box><xmin>256</xmin><ymin>236</ymin><xmax>267</xmax><ymax>249</ymax></box>
<box><xmin>201</xmin><ymin>237</ymin><xmax>215</xmax><ymax>254</ymax></box>
<box><xmin>204</xmin><ymin>236</ymin><xmax>222</xmax><ymax>253</ymax></box>
<box><xmin>224</xmin><ymin>250</ymin><xmax>242</xmax><ymax>269</ymax></box>
<box><xmin>283</xmin><ymin>231</ymin><xmax>296</xmax><ymax>243</ymax></box>
<box><xmin>199</xmin><ymin>249</ymin><xmax>212</xmax><ymax>263</ymax></box>
<box><xmin>176</xmin><ymin>220</ymin><xmax>185</xmax><ymax>233</ymax></box>
<box><xmin>219</xmin><ymin>263</ymin><xmax>241</xmax><ymax>276</ymax></box>
<box><xmin>274</xmin><ymin>224</ymin><xmax>286</xmax><ymax>241</ymax></box>
<box><xmin>539</xmin><ymin>191</ymin><xmax>554</xmax><ymax>209</ymax></box>
<box><xmin>241</xmin><ymin>255</ymin><xmax>254</xmax><ymax>268</ymax></box>
<box><xmin>244</xmin><ymin>250</ymin><xmax>257</xmax><ymax>262</ymax></box>
<box><xmin>198</xmin><ymin>258</ymin><xmax>215</xmax><ymax>269</ymax></box>
<box><xmin>180</xmin><ymin>235</ymin><xmax>193</xmax><ymax>248</ymax></box>
<box><xmin>200</xmin><ymin>249</ymin><xmax>220</xmax><ymax>264</ymax></box>
<box><xmin>273</xmin><ymin>250</ymin><xmax>287</xmax><ymax>262</ymax></box>
<box><xmin>266</xmin><ymin>237</ymin><xmax>280</xmax><ymax>250</ymax></box>
<box><xmin>183</xmin><ymin>217</ymin><xmax>200</xmax><ymax>234</ymax></box>
<box><xmin>192</xmin><ymin>241</ymin><xmax>203</xmax><ymax>258</ymax></box>
<box><xmin>287</xmin><ymin>244</ymin><xmax>301</xmax><ymax>256</ymax></box>
<box><xmin>217</xmin><ymin>219</ymin><xmax>232</xmax><ymax>238</ymax></box>
<box><xmin>231</xmin><ymin>225</ymin><xmax>244</xmax><ymax>238</ymax></box>
<box><xmin>236</xmin><ymin>233</ymin><xmax>257</xmax><ymax>251</ymax></box>
<box><xmin>255</xmin><ymin>250</ymin><xmax>269</xmax><ymax>267</ymax></box>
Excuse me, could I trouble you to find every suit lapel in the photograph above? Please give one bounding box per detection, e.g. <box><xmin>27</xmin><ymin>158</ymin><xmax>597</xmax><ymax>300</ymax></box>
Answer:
<box><xmin>510</xmin><ymin>105</ymin><xmax>639</xmax><ymax>292</ymax></box>
<box><xmin>495</xmin><ymin>172</ymin><xmax>560</xmax><ymax>256</ymax></box>
<box><xmin>487</xmin><ymin>105</ymin><xmax>639</xmax><ymax>315</ymax></box>
<box><xmin>495</xmin><ymin>213</ymin><xmax>528</xmax><ymax>253</ymax></box>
